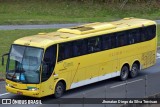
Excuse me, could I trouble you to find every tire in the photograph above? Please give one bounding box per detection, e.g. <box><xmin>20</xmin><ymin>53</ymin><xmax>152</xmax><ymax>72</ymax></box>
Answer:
<box><xmin>120</xmin><ymin>65</ymin><xmax>129</xmax><ymax>81</ymax></box>
<box><xmin>130</xmin><ymin>63</ymin><xmax>139</xmax><ymax>78</ymax></box>
<box><xmin>54</xmin><ymin>82</ymin><xmax>65</xmax><ymax>98</ymax></box>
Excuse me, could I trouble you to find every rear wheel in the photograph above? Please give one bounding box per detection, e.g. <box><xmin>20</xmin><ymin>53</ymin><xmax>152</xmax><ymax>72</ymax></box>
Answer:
<box><xmin>54</xmin><ymin>82</ymin><xmax>65</xmax><ymax>98</ymax></box>
<box><xmin>120</xmin><ymin>65</ymin><xmax>129</xmax><ymax>81</ymax></box>
<box><xmin>130</xmin><ymin>63</ymin><xmax>139</xmax><ymax>78</ymax></box>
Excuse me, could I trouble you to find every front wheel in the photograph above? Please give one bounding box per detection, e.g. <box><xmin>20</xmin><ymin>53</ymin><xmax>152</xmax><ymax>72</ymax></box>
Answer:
<box><xmin>130</xmin><ymin>63</ymin><xmax>139</xmax><ymax>78</ymax></box>
<box><xmin>54</xmin><ymin>82</ymin><xmax>65</xmax><ymax>98</ymax></box>
<box><xmin>120</xmin><ymin>66</ymin><xmax>129</xmax><ymax>81</ymax></box>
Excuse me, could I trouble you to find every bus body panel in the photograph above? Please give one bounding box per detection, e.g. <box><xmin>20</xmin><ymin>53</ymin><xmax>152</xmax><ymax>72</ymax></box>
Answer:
<box><xmin>6</xmin><ymin>79</ymin><xmax>41</xmax><ymax>98</ymax></box>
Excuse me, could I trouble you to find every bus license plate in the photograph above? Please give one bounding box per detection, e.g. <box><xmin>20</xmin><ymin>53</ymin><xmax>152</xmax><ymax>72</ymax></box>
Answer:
<box><xmin>17</xmin><ymin>91</ymin><xmax>23</xmax><ymax>95</ymax></box>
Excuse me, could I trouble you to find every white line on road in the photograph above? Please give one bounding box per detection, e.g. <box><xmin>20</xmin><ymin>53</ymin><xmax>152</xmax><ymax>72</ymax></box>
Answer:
<box><xmin>127</xmin><ymin>79</ymin><xmax>143</xmax><ymax>84</ymax></box>
<box><xmin>110</xmin><ymin>79</ymin><xmax>143</xmax><ymax>89</ymax></box>
<box><xmin>157</xmin><ymin>53</ymin><xmax>160</xmax><ymax>56</ymax></box>
<box><xmin>0</xmin><ymin>93</ymin><xmax>10</xmax><ymax>96</ymax></box>
<box><xmin>157</xmin><ymin>53</ymin><xmax>160</xmax><ymax>59</ymax></box>
<box><xmin>110</xmin><ymin>83</ymin><xmax>126</xmax><ymax>89</ymax></box>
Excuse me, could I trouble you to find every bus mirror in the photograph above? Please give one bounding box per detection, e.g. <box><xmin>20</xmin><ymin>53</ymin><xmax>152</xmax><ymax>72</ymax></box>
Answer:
<box><xmin>2</xmin><ymin>57</ymin><xmax>4</xmax><ymax>66</ymax></box>
<box><xmin>2</xmin><ymin>53</ymin><xmax>9</xmax><ymax>66</ymax></box>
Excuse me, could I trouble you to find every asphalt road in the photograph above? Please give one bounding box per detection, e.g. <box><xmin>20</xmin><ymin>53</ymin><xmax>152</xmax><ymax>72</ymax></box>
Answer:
<box><xmin>0</xmin><ymin>20</ymin><xmax>159</xmax><ymax>30</ymax></box>
<box><xmin>0</xmin><ymin>49</ymin><xmax>160</xmax><ymax>107</ymax></box>
<box><xmin>0</xmin><ymin>23</ymin><xmax>85</xmax><ymax>30</ymax></box>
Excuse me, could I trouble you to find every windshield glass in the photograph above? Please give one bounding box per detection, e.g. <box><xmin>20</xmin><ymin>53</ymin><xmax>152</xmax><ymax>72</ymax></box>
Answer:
<box><xmin>6</xmin><ymin>45</ymin><xmax>43</xmax><ymax>84</ymax></box>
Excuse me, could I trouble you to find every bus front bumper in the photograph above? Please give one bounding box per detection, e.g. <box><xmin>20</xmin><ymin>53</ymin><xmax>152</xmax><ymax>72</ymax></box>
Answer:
<box><xmin>6</xmin><ymin>85</ymin><xmax>40</xmax><ymax>98</ymax></box>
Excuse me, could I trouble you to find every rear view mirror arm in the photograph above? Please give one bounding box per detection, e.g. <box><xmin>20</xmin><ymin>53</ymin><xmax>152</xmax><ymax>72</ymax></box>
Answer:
<box><xmin>2</xmin><ymin>53</ymin><xmax>9</xmax><ymax>66</ymax></box>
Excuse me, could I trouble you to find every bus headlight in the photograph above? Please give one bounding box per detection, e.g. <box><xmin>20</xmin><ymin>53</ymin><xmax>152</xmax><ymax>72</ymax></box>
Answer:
<box><xmin>6</xmin><ymin>83</ymin><xmax>11</xmax><ymax>87</ymax></box>
<box><xmin>28</xmin><ymin>87</ymin><xmax>39</xmax><ymax>91</ymax></box>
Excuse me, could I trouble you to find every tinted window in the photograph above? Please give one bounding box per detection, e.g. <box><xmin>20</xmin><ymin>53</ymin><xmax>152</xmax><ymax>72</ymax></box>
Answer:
<box><xmin>117</xmin><ymin>32</ymin><xmax>129</xmax><ymax>47</ymax></box>
<box><xmin>129</xmin><ymin>29</ymin><xmax>141</xmax><ymax>44</ymax></box>
<box><xmin>146</xmin><ymin>25</ymin><xmax>156</xmax><ymax>40</ymax></box>
<box><xmin>102</xmin><ymin>35</ymin><xmax>112</xmax><ymax>50</ymax></box>
<box><xmin>58</xmin><ymin>42</ymin><xmax>73</xmax><ymax>61</ymax></box>
<box><xmin>140</xmin><ymin>25</ymin><xmax>156</xmax><ymax>42</ymax></box>
<box><xmin>57</xmin><ymin>25</ymin><xmax>156</xmax><ymax>61</ymax></box>
<box><xmin>87</xmin><ymin>36</ymin><xmax>101</xmax><ymax>53</ymax></box>
<box><xmin>102</xmin><ymin>34</ymin><xmax>117</xmax><ymax>50</ymax></box>
<box><xmin>111</xmin><ymin>35</ymin><xmax>117</xmax><ymax>48</ymax></box>
<box><xmin>42</xmin><ymin>45</ymin><xmax>57</xmax><ymax>82</ymax></box>
<box><xmin>140</xmin><ymin>27</ymin><xmax>147</xmax><ymax>42</ymax></box>
<box><xmin>73</xmin><ymin>39</ymin><xmax>87</xmax><ymax>57</ymax></box>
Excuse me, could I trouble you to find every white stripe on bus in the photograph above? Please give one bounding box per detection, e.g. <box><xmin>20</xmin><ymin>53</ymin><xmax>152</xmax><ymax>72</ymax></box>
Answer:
<box><xmin>70</xmin><ymin>71</ymin><xmax>120</xmax><ymax>89</ymax></box>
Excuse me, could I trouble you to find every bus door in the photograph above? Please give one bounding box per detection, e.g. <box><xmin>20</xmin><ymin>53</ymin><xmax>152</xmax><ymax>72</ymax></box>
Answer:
<box><xmin>40</xmin><ymin>45</ymin><xmax>57</xmax><ymax>96</ymax></box>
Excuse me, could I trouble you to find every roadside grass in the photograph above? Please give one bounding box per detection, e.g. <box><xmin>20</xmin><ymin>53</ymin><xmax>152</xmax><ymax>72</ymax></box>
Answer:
<box><xmin>0</xmin><ymin>0</ymin><xmax>160</xmax><ymax>25</ymax></box>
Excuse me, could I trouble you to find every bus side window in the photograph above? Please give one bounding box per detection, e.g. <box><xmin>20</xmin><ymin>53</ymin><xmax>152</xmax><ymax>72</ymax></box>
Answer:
<box><xmin>73</xmin><ymin>39</ymin><xmax>87</xmax><ymax>57</ymax></box>
<box><xmin>129</xmin><ymin>29</ymin><xmax>141</xmax><ymax>44</ymax></box>
<box><xmin>42</xmin><ymin>45</ymin><xmax>57</xmax><ymax>82</ymax></box>
<box><xmin>134</xmin><ymin>29</ymin><xmax>141</xmax><ymax>43</ymax></box>
<box><xmin>58</xmin><ymin>42</ymin><xmax>73</xmax><ymax>61</ymax></box>
<box><xmin>146</xmin><ymin>25</ymin><xmax>156</xmax><ymax>40</ymax></box>
<box><xmin>58</xmin><ymin>44</ymin><xmax>65</xmax><ymax>61</ymax></box>
<box><xmin>117</xmin><ymin>32</ymin><xmax>129</xmax><ymax>47</ymax></box>
<box><xmin>87</xmin><ymin>36</ymin><xmax>101</xmax><ymax>53</ymax></box>
<box><xmin>111</xmin><ymin>34</ymin><xmax>117</xmax><ymax>48</ymax></box>
<box><xmin>140</xmin><ymin>27</ymin><xmax>147</xmax><ymax>42</ymax></box>
<box><xmin>128</xmin><ymin>30</ymin><xmax>134</xmax><ymax>44</ymax></box>
<box><xmin>151</xmin><ymin>25</ymin><xmax>156</xmax><ymax>39</ymax></box>
<box><xmin>64</xmin><ymin>42</ymin><xmax>73</xmax><ymax>59</ymax></box>
<box><xmin>102</xmin><ymin>35</ymin><xmax>112</xmax><ymax>50</ymax></box>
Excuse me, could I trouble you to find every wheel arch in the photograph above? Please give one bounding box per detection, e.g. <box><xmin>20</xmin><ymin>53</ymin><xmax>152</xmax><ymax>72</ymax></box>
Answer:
<box><xmin>119</xmin><ymin>62</ymin><xmax>130</xmax><ymax>81</ymax></box>
<box><xmin>121</xmin><ymin>63</ymin><xmax>130</xmax><ymax>71</ymax></box>
<box><xmin>54</xmin><ymin>79</ymin><xmax>67</xmax><ymax>92</ymax></box>
<box><xmin>132</xmin><ymin>60</ymin><xmax>141</xmax><ymax>70</ymax></box>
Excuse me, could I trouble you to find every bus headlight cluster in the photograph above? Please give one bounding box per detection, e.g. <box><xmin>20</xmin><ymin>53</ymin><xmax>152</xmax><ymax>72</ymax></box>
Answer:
<box><xmin>6</xmin><ymin>83</ymin><xmax>11</xmax><ymax>87</ymax></box>
<box><xmin>28</xmin><ymin>88</ymin><xmax>39</xmax><ymax>91</ymax></box>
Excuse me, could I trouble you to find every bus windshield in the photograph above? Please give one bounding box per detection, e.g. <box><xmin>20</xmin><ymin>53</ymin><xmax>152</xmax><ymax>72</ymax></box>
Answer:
<box><xmin>6</xmin><ymin>45</ymin><xmax>43</xmax><ymax>84</ymax></box>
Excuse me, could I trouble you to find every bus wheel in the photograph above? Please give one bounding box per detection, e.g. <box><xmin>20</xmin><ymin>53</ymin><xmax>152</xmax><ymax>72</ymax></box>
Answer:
<box><xmin>120</xmin><ymin>65</ymin><xmax>129</xmax><ymax>81</ymax></box>
<box><xmin>54</xmin><ymin>82</ymin><xmax>65</xmax><ymax>98</ymax></box>
<box><xmin>130</xmin><ymin>63</ymin><xmax>139</xmax><ymax>78</ymax></box>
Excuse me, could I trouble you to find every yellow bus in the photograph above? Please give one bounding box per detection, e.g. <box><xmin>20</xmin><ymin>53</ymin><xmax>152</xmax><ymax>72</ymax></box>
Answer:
<box><xmin>2</xmin><ymin>18</ymin><xmax>157</xmax><ymax>98</ymax></box>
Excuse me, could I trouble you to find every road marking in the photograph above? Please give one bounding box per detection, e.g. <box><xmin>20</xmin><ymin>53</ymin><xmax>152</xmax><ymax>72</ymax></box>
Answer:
<box><xmin>127</xmin><ymin>79</ymin><xmax>143</xmax><ymax>84</ymax></box>
<box><xmin>110</xmin><ymin>79</ymin><xmax>143</xmax><ymax>89</ymax></box>
<box><xmin>0</xmin><ymin>93</ymin><xmax>10</xmax><ymax>96</ymax></box>
<box><xmin>157</xmin><ymin>53</ymin><xmax>160</xmax><ymax>59</ymax></box>
<box><xmin>110</xmin><ymin>83</ymin><xmax>126</xmax><ymax>89</ymax></box>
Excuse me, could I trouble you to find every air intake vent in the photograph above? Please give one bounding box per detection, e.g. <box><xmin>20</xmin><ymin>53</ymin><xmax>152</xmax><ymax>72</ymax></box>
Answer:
<box><xmin>70</xmin><ymin>26</ymin><xmax>94</xmax><ymax>31</ymax></box>
<box><xmin>58</xmin><ymin>22</ymin><xmax>116</xmax><ymax>35</ymax></box>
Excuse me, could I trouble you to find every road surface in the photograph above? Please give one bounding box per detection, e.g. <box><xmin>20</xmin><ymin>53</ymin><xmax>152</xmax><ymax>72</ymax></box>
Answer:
<box><xmin>0</xmin><ymin>23</ymin><xmax>84</xmax><ymax>30</ymax></box>
<box><xmin>0</xmin><ymin>20</ymin><xmax>159</xmax><ymax>30</ymax></box>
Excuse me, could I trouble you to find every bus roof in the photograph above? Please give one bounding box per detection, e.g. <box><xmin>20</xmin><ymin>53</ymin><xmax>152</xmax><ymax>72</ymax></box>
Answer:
<box><xmin>13</xmin><ymin>18</ymin><xmax>156</xmax><ymax>48</ymax></box>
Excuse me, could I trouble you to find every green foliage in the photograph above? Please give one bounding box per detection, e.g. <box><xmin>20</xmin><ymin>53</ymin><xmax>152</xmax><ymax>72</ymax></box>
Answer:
<box><xmin>0</xmin><ymin>0</ymin><xmax>159</xmax><ymax>24</ymax></box>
